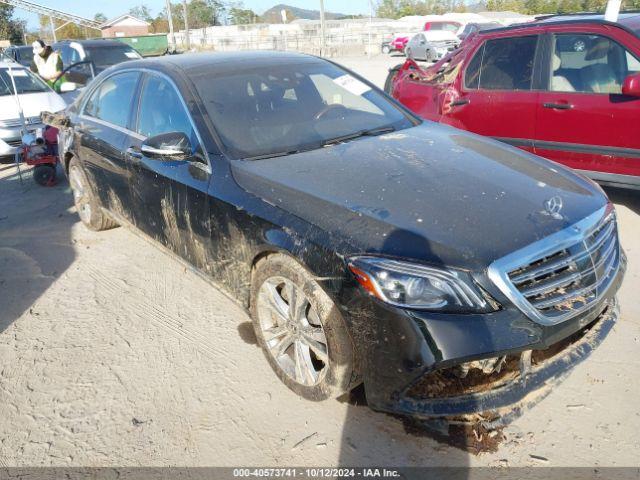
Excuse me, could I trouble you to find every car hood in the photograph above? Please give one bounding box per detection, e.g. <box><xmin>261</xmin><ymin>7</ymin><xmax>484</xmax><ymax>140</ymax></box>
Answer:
<box><xmin>0</xmin><ymin>91</ymin><xmax>66</xmax><ymax>121</ymax></box>
<box><xmin>231</xmin><ymin>123</ymin><xmax>607</xmax><ymax>270</ymax></box>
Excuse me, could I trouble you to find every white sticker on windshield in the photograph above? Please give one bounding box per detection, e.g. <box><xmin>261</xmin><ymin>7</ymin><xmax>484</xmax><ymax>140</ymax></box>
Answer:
<box><xmin>333</xmin><ymin>74</ymin><xmax>371</xmax><ymax>96</ymax></box>
<box><xmin>8</xmin><ymin>69</ymin><xmax>28</xmax><ymax>77</ymax></box>
<box><xmin>125</xmin><ymin>52</ymin><xmax>139</xmax><ymax>58</ymax></box>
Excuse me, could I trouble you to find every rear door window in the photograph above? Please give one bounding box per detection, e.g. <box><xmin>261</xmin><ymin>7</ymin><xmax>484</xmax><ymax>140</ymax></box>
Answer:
<box><xmin>467</xmin><ymin>35</ymin><xmax>538</xmax><ymax>91</ymax></box>
<box><xmin>549</xmin><ymin>33</ymin><xmax>640</xmax><ymax>93</ymax></box>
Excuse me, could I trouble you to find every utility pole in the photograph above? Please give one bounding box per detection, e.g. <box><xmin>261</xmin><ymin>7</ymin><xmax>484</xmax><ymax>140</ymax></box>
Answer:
<box><xmin>604</xmin><ymin>0</ymin><xmax>622</xmax><ymax>22</ymax></box>
<box><xmin>182</xmin><ymin>0</ymin><xmax>190</xmax><ymax>50</ymax></box>
<box><xmin>319</xmin><ymin>0</ymin><xmax>326</xmax><ymax>56</ymax></box>
<box><xmin>367</xmin><ymin>0</ymin><xmax>373</xmax><ymax>58</ymax></box>
<box><xmin>166</xmin><ymin>0</ymin><xmax>176</xmax><ymax>51</ymax></box>
<box><xmin>49</xmin><ymin>15</ymin><xmax>56</xmax><ymax>42</ymax></box>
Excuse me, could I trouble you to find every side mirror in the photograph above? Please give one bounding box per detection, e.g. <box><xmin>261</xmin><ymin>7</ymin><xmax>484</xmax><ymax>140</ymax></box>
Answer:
<box><xmin>59</xmin><ymin>82</ymin><xmax>78</xmax><ymax>93</ymax></box>
<box><xmin>141</xmin><ymin>131</ymin><xmax>192</xmax><ymax>161</ymax></box>
<box><xmin>622</xmin><ymin>73</ymin><xmax>640</xmax><ymax>97</ymax></box>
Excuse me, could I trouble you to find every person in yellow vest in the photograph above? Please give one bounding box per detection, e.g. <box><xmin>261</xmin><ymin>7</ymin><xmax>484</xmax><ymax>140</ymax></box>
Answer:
<box><xmin>30</xmin><ymin>40</ymin><xmax>64</xmax><ymax>91</ymax></box>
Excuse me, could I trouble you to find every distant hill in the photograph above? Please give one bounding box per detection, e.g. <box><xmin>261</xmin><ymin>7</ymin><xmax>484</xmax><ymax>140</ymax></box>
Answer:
<box><xmin>261</xmin><ymin>3</ymin><xmax>349</xmax><ymax>22</ymax></box>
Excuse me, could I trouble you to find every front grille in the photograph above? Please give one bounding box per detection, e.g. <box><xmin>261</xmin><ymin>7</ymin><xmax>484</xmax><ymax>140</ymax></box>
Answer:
<box><xmin>431</xmin><ymin>40</ymin><xmax>459</xmax><ymax>48</ymax></box>
<box><xmin>0</xmin><ymin>116</ymin><xmax>41</xmax><ymax>128</ymax></box>
<box><xmin>5</xmin><ymin>139</ymin><xmax>22</xmax><ymax>147</ymax></box>
<box><xmin>507</xmin><ymin>212</ymin><xmax>619</xmax><ymax>322</ymax></box>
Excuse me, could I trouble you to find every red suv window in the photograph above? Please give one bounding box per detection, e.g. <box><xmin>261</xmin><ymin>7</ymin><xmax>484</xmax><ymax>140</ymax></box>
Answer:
<box><xmin>464</xmin><ymin>35</ymin><xmax>538</xmax><ymax>91</ymax></box>
<box><xmin>549</xmin><ymin>33</ymin><xmax>640</xmax><ymax>94</ymax></box>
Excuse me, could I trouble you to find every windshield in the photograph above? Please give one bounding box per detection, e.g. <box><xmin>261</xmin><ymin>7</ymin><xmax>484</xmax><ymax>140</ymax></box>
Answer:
<box><xmin>0</xmin><ymin>68</ymin><xmax>50</xmax><ymax>96</ymax></box>
<box><xmin>192</xmin><ymin>59</ymin><xmax>417</xmax><ymax>159</ymax></box>
<box><xmin>85</xmin><ymin>45</ymin><xmax>141</xmax><ymax>68</ymax></box>
<box><xmin>18</xmin><ymin>47</ymin><xmax>34</xmax><ymax>63</ymax></box>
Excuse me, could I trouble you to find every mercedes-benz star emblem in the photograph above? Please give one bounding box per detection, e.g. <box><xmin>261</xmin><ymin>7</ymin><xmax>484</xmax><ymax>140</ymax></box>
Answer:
<box><xmin>544</xmin><ymin>196</ymin><xmax>564</xmax><ymax>219</ymax></box>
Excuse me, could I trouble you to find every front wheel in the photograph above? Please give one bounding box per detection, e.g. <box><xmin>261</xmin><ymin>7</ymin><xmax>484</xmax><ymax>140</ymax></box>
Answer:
<box><xmin>68</xmin><ymin>159</ymin><xmax>118</xmax><ymax>231</ymax></box>
<box><xmin>384</xmin><ymin>63</ymin><xmax>404</xmax><ymax>94</ymax></box>
<box><xmin>250</xmin><ymin>254</ymin><xmax>358</xmax><ymax>401</ymax></box>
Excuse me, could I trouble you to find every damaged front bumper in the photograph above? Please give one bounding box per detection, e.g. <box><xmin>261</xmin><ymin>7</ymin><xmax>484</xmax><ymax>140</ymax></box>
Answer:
<box><xmin>339</xmin><ymin>256</ymin><xmax>624</xmax><ymax>423</ymax></box>
<box><xmin>388</xmin><ymin>300</ymin><xmax>618</xmax><ymax>422</ymax></box>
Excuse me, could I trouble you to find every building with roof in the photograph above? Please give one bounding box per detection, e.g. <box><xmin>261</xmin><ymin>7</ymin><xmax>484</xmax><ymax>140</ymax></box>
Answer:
<box><xmin>100</xmin><ymin>14</ymin><xmax>150</xmax><ymax>38</ymax></box>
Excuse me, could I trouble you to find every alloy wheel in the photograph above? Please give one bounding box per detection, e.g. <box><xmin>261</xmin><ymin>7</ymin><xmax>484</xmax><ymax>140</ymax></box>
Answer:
<box><xmin>256</xmin><ymin>276</ymin><xmax>329</xmax><ymax>386</ymax></box>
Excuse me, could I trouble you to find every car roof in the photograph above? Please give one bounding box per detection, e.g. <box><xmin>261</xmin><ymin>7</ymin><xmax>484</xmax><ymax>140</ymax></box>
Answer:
<box><xmin>113</xmin><ymin>50</ymin><xmax>325</xmax><ymax>75</ymax></box>
<box><xmin>478</xmin><ymin>11</ymin><xmax>640</xmax><ymax>36</ymax></box>
<box><xmin>536</xmin><ymin>11</ymin><xmax>640</xmax><ymax>24</ymax></box>
<box><xmin>53</xmin><ymin>39</ymin><xmax>131</xmax><ymax>48</ymax></box>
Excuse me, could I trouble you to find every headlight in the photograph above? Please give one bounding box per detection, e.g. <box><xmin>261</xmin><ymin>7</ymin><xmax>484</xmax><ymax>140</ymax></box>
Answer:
<box><xmin>348</xmin><ymin>256</ymin><xmax>496</xmax><ymax>313</ymax></box>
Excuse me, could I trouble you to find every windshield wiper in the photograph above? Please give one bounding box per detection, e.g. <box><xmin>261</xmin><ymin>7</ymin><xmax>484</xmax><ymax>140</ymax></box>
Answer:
<box><xmin>322</xmin><ymin>126</ymin><xmax>396</xmax><ymax>146</ymax></box>
<box><xmin>241</xmin><ymin>126</ymin><xmax>396</xmax><ymax>160</ymax></box>
<box><xmin>243</xmin><ymin>146</ymin><xmax>324</xmax><ymax>161</ymax></box>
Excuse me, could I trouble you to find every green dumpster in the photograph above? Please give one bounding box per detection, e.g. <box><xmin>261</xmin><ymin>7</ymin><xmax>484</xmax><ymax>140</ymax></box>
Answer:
<box><xmin>115</xmin><ymin>34</ymin><xmax>169</xmax><ymax>57</ymax></box>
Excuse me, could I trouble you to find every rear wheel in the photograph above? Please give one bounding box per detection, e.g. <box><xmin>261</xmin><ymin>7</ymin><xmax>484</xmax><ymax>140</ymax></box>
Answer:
<box><xmin>382</xmin><ymin>45</ymin><xmax>391</xmax><ymax>54</ymax></box>
<box><xmin>68</xmin><ymin>159</ymin><xmax>118</xmax><ymax>231</ymax></box>
<box><xmin>33</xmin><ymin>164</ymin><xmax>56</xmax><ymax>186</ymax></box>
<box><xmin>251</xmin><ymin>254</ymin><xmax>358</xmax><ymax>400</ymax></box>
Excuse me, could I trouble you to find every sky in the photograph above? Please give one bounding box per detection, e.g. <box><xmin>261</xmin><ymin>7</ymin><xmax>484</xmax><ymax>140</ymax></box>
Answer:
<box><xmin>18</xmin><ymin>0</ymin><xmax>374</xmax><ymax>29</ymax></box>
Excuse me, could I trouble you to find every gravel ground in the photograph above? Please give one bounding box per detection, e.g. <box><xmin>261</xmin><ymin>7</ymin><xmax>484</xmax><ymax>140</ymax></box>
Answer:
<box><xmin>0</xmin><ymin>54</ymin><xmax>639</xmax><ymax>467</ymax></box>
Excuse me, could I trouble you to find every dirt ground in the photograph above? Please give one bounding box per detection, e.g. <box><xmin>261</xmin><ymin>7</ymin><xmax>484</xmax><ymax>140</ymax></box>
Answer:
<box><xmin>0</xmin><ymin>54</ymin><xmax>639</xmax><ymax>467</ymax></box>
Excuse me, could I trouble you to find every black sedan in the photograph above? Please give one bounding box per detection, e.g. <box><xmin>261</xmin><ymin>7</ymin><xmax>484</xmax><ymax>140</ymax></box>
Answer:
<box><xmin>47</xmin><ymin>51</ymin><xmax>625</xmax><ymax>420</ymax></box>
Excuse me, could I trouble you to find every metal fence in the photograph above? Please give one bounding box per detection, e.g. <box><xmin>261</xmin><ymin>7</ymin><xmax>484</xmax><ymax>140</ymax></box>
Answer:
<box><xmin>173</xmin><ymin>23</ymin><xmax>400</xmax><ymax>57</ymax></box>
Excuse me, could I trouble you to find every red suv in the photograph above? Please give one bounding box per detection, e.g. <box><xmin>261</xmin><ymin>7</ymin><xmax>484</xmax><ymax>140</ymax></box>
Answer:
<box><xmin>388</xmin><ymin>13</ymin><xmax>640</xmax><ymax>189</ymax></box>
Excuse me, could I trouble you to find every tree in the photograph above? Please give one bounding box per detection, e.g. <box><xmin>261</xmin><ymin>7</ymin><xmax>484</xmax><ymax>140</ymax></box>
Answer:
<box><xmin>188</xmin><ymin>0</ymin><xmax>227</xmax><ymax>27</ymax></box>
<box><xmin>129</xmin><ymin>4</ymin><xmax>153</xmax><ymax>22</ymax></box>
<box><xmin>151</xmin><ymin>1</ymin><xmax>228</xmax><ymax>31</ymax></box>
<box><xmin>39</xmin><ymin>15</ymin><xmax>88</xmax><ymax>41</ymax></box>
<box><xmin>94</xmin><ymin>12</ymin><xmax>108</xmax><ymax>23</ymax></box>
<box><xmin>0</xmin><ymin>4</ymin><xmax>25</xmax><ymax>44</ymax></box>
<box><xmin>229</xmin><ymin>7</ymin><xmax>259</xmax><ymax>24</ymax></box>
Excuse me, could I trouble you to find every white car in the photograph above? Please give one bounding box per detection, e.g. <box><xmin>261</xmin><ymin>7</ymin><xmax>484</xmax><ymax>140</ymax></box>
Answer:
<box><xmin>0</xmin><ymin>60</ymin><xmax>66</xmax><ymax>161</ymax></box>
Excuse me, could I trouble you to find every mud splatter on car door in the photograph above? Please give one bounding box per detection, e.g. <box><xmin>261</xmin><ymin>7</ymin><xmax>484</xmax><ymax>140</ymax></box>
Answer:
<box><xmin>124</xmin><ymin>73</ymin><xmax>213</xmax><ymax>269</ymax></box>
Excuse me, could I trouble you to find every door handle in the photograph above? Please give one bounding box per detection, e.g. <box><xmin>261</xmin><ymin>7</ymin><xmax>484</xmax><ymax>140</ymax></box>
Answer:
<box><xmin>126</xmin><ymin>147</ymin><xmax>143</xmax><ymax>160</ymax></box>
<box><xmin>450</xmin><ymin>98</ymin><xmax>470</xmax><ymax>107</ymax></box>
<box><xmin>543</xmin><ymin>102</ymin><xmax>573</xmax><ymax>110</ymax></box>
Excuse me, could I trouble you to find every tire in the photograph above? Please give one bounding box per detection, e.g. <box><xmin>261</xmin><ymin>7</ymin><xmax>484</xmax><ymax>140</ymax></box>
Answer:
<box><xmin>33</xmin><ymin>164</ymin><xmax>56</xmax><ymax>186</ymax></box>
<box><xmin>381</xmin><ymin>45</ymin><xmax>391</xmax><ymax>54</ymax></box>
<box><xmin>384</xmin><ymin>63</ymin><xmax>404</xmax><ymax>94</ymax></box>
<box><xmin>68</xmin><ymin>158</ymin><xmax>118</xmax><ymax>231</ymax></box>
<box><xmin>250</xmin><ymin>253</ymin><xmax>358</xmax><ymax>401</ymax></box>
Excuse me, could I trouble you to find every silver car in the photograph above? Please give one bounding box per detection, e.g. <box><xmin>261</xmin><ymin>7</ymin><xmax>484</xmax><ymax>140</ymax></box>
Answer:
<box><xmin>405</xmin><ymin>33</ymin><xmax>459</xmax><ymax>62</ymax></box>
